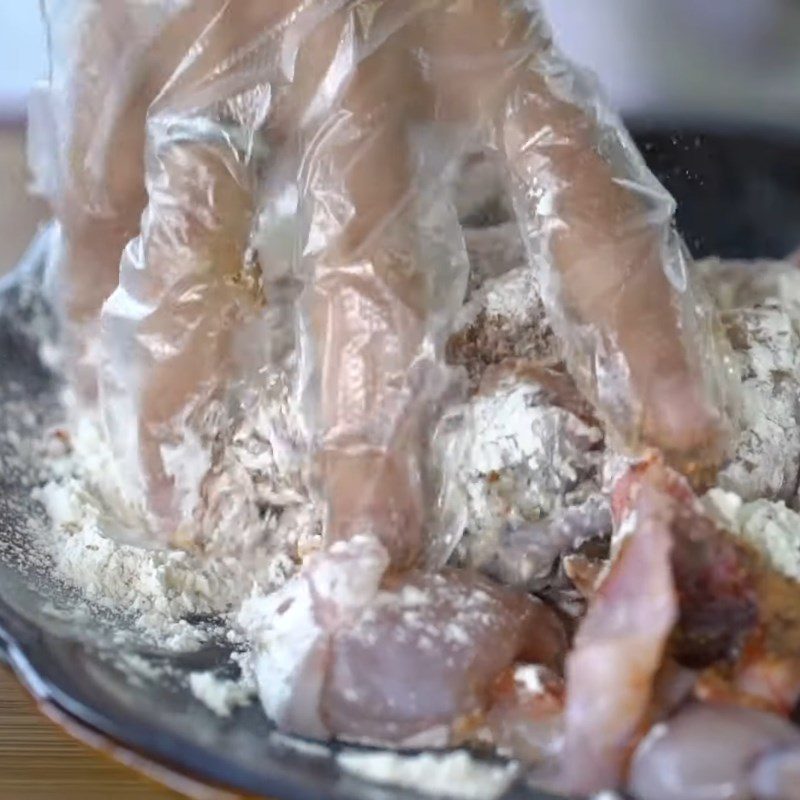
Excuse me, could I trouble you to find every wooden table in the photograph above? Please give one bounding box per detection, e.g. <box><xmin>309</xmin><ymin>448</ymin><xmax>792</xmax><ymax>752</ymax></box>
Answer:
<box><xmin>0</xmin><ymin>666</ymin><xmax>187</xmax><ymax>799</ymax></box>
<box><xmin>0</xmin><ymin>126</ymin><xmax>194</xmax><ymax>799</ymax></box>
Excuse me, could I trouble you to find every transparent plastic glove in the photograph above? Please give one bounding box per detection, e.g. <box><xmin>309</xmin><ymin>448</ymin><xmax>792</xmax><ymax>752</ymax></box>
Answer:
<box><xmin>101</xmin><ymin>132</ymin><xmax>259</xmax><ymax>534</ymax></box>
<box><xmin>35</xmin><ymin>0</ymin><xmax>314</xmax><ymax>542</ymax></box>
<box><xmin>427</xmin><ymin>0</ymin><xmax>732</xmax><ymax>482</ymax></box>
<box><xmin>97</xmin><ymin>1</ymin><xmax>291</xmax><ymax>540</ymax></box>
<box><xmin>30</xmin><ymin>0</ymin><xmax>229</xmax><ymax>399</ymax></box>
<box><xmin>32</xmin><ymin>0</ymin><xmax>471</xmax><ymax>549</ymax></box>
<box><xmin>34</xmin><ymin>0</ymin><xmax>731</xmax><ymax>552</ymax></box>
<box><xmin>293</xmin><ymin>0</ymin><xmax>731</xmax><ymax>568</ymax></box>
<box><xmin>291</xmin><ymin>4</ymin><xmax>475</xmax><ymax>568</ymax></box>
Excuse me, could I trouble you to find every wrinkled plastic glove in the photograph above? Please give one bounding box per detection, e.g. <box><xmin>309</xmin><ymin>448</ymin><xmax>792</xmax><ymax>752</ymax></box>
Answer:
<box><xmin>31</xmin><ymin>0</ymin><xmax>731</xmax><ymax>554</ymax></box>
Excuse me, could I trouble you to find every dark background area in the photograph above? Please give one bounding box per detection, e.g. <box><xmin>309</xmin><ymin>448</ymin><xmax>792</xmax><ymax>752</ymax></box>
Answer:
<box><xmin>634</xmin><ymin>126</ymin><xmax>800</xmax><ymax>260</ymax></box>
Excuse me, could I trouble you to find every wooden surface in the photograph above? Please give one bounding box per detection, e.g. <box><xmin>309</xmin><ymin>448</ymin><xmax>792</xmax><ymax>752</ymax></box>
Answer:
<box><xmin>0</xmin><ymin>666</ymin><xmax>186</xmax><ymax>800</ymax></box>
<box><xmin>0</xmin><ymin>127</ymin><xmax>192</xmax><ymax>799</ymax></box>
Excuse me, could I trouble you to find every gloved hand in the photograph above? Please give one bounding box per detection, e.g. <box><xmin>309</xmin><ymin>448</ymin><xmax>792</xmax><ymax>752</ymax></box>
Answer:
<box><xmin>31</xmin><ymin>0</ymin><xmax>731</xmax><ymax>557</ymax></box>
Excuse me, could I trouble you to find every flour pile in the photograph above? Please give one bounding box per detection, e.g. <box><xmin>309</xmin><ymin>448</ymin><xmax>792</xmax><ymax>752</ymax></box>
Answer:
<box><xmin>30</xmin><ymin>403</ymin><xmax>317</xmax><ymax>651</ymax></box>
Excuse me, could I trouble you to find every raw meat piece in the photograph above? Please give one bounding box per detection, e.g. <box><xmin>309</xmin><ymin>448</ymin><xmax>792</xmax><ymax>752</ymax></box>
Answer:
<box><xmin>241</xmin><ymin>536</ymin><xmax>566</xmax><ymax>747</ymax></box>
<box><xmin>629</xmin><ymin>704</ymin><xmax>800</xmax><ymax>800</ymax></box>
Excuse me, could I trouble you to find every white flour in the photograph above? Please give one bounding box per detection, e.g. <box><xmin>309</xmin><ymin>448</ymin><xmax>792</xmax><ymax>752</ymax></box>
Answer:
<box><xmin>705</xmin><ymin>489</ymin><xmax>800</xmax><ymax>581</ymax></box>
<box><xmin>336</xmin><ymin>749</ymin><xmax>519</xmax><ymax>800</ymax></box>
<box><xmin>434</xmin><ymin>380</ymin><xmax>609</xmax><ymax>588</ymax></box>
<box><xmin>716</xmin><ymin>305</ymin><xmax>800</xmax><ymax>502</ymax></box>
<box><xmin>30</xmin><ymin>389</ymin><xmax>316</xmax><ymax>651</ymax></box>
<box><xmin>189</xmin><ymin>671</ymin><xmax>255</xmax><ymax>717</ymax></box>
<box><xmin>699</xmin><ymin>258</ymin><xmax>800</xmax><ymax>504</ymax></box>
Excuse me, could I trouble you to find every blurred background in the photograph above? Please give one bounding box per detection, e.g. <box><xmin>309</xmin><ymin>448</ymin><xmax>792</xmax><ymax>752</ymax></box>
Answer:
<box><xmin>2</xmin><ymin>0</ymin><xmax>800</xmax><ymax>271</ymax></box>
<box><xmin>0</xmin><ymin>1</ymin><xmax>47</xmax><ymax>274</ymax></box>
<box><xmin>543</xmin><ymin>0</ymin><xmax>800</xmax><ymax>127</ymax></box>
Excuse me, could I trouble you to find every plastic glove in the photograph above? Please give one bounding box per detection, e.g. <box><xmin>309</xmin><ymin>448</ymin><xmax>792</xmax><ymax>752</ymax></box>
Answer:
<box><xmin>32</xmin><ymin>0</ymin><xmax>731</xmax><ymax>553</ymax></box>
